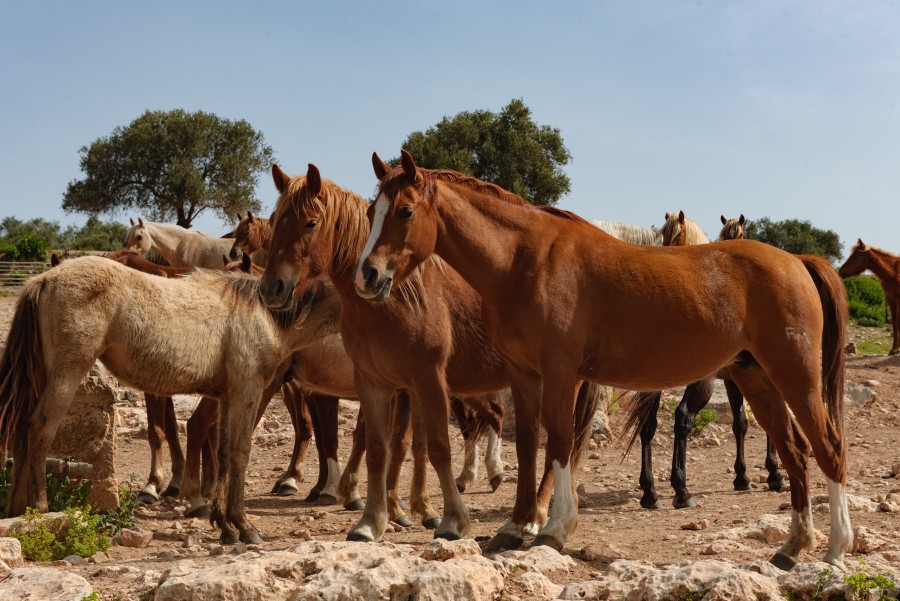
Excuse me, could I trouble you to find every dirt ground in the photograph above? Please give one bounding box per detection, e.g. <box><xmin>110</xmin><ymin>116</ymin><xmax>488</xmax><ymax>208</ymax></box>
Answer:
<box><xmin>1</xmin><ymin>293</ymin><xmax>899</xmax><ymax>599</ymax></box>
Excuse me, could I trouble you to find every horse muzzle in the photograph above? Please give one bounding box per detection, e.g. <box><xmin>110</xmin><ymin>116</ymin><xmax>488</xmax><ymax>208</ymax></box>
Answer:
<box><xmin>354</xmin><ymin>262</ymin><xmax>393</xmax><ymax>302</ymax></box>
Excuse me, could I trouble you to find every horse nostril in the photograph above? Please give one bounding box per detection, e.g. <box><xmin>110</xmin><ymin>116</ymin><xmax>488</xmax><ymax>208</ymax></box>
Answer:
<box><xmin>274</xmin><ymin>279</ymin><xmax>285</xmax><ymax>298</ymax></box>
<box><xmin>364</xmin><ymin>265</ymin><xmax>379</xmax><ymax>288</ymax></box>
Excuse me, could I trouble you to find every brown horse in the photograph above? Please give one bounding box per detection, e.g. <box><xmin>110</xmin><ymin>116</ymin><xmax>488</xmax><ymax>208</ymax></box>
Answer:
<box><xmin>355</xmin><ymin>149</ymin><xmax>851</xmax><ymax>569</ymax></box>
<box><xmin>259</xmin><ymin>163</ymin><xmax>602</xmax><ymax>545</ymax></box>
<box><xmin>839</xmin><ymin>240</ymin><xmax>900</xmax><ymax>355</ymax></box>
<box><xmin>626</xmin><ymin>211</ymin><xmax>785</xmax><ymax>509</ymax></box>
<box><xmin>228</xmin><ymin>212</ymin><xmax>272</xmax><ymax>266</ymax></box>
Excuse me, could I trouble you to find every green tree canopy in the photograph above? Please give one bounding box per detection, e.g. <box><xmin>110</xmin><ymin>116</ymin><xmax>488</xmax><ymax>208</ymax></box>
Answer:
<box><xmin>67</xmin><ymin>215</ymin><xmax>129</xmax><ymax>251</ymax></box>
<box><xmin>394</xmin><ymin>98</ymin><xmax>571</xmax><ymax>206</ymax></box>
<box><xmin>62</xmin><ymin>109</ymin><xmax>274</xmax><ymax>228</ymax></box>
<box><xmin>744</xmin><ymin>217</ymin><xmax>842</xmax><ymax>262</ymax></box>
<box><xmin>1</xmin><ymin>215</ymin><xmax>129</xmax><ymax>253</ymax></box>
<box><xmin>1</xmin><ymin>216</ymin><xmax>65</xmax><ymax>248</ymax></box>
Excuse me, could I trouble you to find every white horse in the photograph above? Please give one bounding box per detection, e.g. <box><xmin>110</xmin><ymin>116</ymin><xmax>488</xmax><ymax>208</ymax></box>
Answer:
<box><xmin>0</xmin><ymin>256</ymin><xmax>335</xmax><ymax>544</ymax></box>
<box><xmin>590</xmin><ymin>220</ymin><xmax>662</xmax><ymax>245</ymax></box>
<box><xmin>126</xmin><ymin>218</ymin><xmax>235</xmax><ymax>269</ymax></box>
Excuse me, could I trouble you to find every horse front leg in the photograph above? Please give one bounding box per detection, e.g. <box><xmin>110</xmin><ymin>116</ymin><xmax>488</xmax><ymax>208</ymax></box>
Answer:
<box><xmin>337</xmin><ymin>408</ymin><xmax>366</xmax><ymax>510</ymax></box>
<box><xmin>161</xmin><ymin>396</ymin><xmax>184</xmax><ymax>498</ymax></box>
<box><xmin>408</xmin><ymin>394</ymin><xmax>441</xmax><ymax>529</ymax></box>
<box><xmin>889</xmin><ymin>298</ymin><xmax>900</xmax><ymax>356</ymax></box>
<box><xmin>271</xmin><ymin>384</ymin><xmax>312</xmax><ymax>497</ymax></box>
<box><xmin>182</xmin><ymin>397</ymin><xmax>217</xmax><ymax>518</ymax></box>
<box><xmin>311</xmin><ymin>393</ymin><xmax>341</xmax><ymax>505</ymax></box>
<box><xmin>488</xmin><ymin>366</ymin><xmax>541</xmax><ymax>552</ymax></box>
<box><xmin>138</xmin><ymin>393</ymin><xmax>167</xmax><ymax>504</ymax></box>
<box><xmin>670</xmin><ymin>376</ymin><xmax>715</xmax><ymax>509</ymax></box>
<box><xmin>346</xmin><ymin>377</ymin><xmax>395</xmax><ymax>542</ymax></box>
<box><xmin>385</xmin><ymin>393</ymin><xmax>414</xmax><ymax>526</ymax></box>
<box><xmin>450</xmin><ymin>398</ymin><xmax>478</xmax><ymax>493</ymax></box>
<box><xmin>725</xmin><ymin>379</ymin><xmax>750</xmax><ymax>491</ymax></box>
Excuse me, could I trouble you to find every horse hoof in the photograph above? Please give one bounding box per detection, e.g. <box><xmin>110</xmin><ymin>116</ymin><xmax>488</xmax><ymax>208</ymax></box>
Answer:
<box><xmin>456</xmin><ymin>482</ymin><xmax>467</xmax><ymax>494</ymax></box>
<box><xmin>393</xmin><ymin>515</ymin><xmax>413</xmax><ymax>528</ymax></box>
<box><xmin>220</xmin><ymin>531</ymin><xmax>240</xmax><ymax>545</ymax></box>
<box><xmin>733</xmin><ymin>479</ymin><xmax>751</xmax><ymax>491</ymax></box>
<box><xmin>485</xmin><ymin>533</ymin><xmax>523</xmax><ymax>553</ymax></box>
<box><xmin>770</xmin><ymin>551</ymin><xmax>798</xmax><ymax>571</ymax></box>
<box><xmin>640</xmin><ymin>496</ymin><xmax>663</xmax><ymax>510</ymax></box>
<box><xmin>305</xmin><ymin>490</ymin><xmax>321</xmax><ymax>503</ymax></box>
<box><xmin>347</xmin><ymin>531</ymin><xmax>375</xmax><ymax>543</ymax></box>
<box><xmin>768</xmin><ymin>478</ymin><xmax>788</xmax><ymax>492</ymax></box>
<box><xmin>489</xmin><ymin>474</ymin><xmax>504</xmax><ymax>492</ymax></box>
<box><xmin>136</xmin><ymin>491</ymin><xmax>159</xmax><ymax>505</ymax></box>
<box><xmin>434</xmin><ymin>530</ymin><xmax>460</xmax><ymax>541</ymax></box>
<box><xmin>533</xmin><ymin>534</ymin><xmax>564</xmax><ymax>551</ymax></box>
<box><xmin>344</xmin><ymin>498</ymin><xmax>366</xmax><ymax>511</ymax></box>
<box><xmin>241</xmin><ymin>531</ymin><xmax>263</xmax><ymax>545</ymax></box>
<box><xmin>888</xmin><ymin>349</ymin><xmax>899</xmax><ymax>356</ymax></box>
<box><xmin>673</xmin><ymin>496</ymin><xmax>697</xmax><ymax>509</ymax></box>
<box><xmin>161</xmin><ymin>486</ymin><xmax>180</xmax><ymax>498</ymax></box>
<box><xmin>399</xmin><ymin>499</ymin><xmax>409</xmax><ymax>511</ymax></box>
<box><xmin>185</xmin><ymin>505</ymin><xmax>210</xmax><ymax>518</ymax></box>
<box><xmin>317</xmin><ymin>493</ymin><xmax>339</xmax><ymax>506</ymax></box>
<box><xmin>276</xmin><ymin>483</ymin><xmax>300</xmax><ymax>496</ymax></box>
<box><xmin>422</xmin><ymin>517</ymin><xmax>442</xmax><ymax>530</ymax></box>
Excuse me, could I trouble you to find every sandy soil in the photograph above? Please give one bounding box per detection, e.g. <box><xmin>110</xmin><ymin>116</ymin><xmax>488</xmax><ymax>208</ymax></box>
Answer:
<box><xmin>1</xmin><ymin>293</ymin><xmax>898</xmax><ymax>599</ymax></box>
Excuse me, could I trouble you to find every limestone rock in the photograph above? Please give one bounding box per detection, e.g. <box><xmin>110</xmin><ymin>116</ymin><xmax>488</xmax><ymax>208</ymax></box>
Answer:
<box><xmin>701</xmin><ymin>540</ymin><xmax>752</xmax><ymax>555</ymax></box>
<box><xmin>852</xmin><ymin>526</ymin><xmax>888</xmax><ymax>553</ymax></box>
<box><xmin>512</xmin><ymin>570</ymin><xmax>563</xmax><ymax>599</ymax></box>
<box><xmin>119</xmin><ymin>528</ymin><xmax>154</xmax><ymax>548</ymax></box>
<box><xmin>491</xmin><ymin>544</ymin><xmax>576</xmax><ymax>575</ymax></box>
<box><xmin>419</xmin><ymin>538</ymin><xmax>482</xmax><ymax>561</ymax></box>
<box><xmin>778</xmin><ymin>562</ymin><xmax>849</xmax><ymax>600</ymax></box>
<box><xmin>0</xmin><ymin>538</ymin><xmax>24</xmax><ymax>569</ymax></box>
<box><xmin>844</xmin><ymin>380</ymin><xmax>876</xmax><ymax>406</ymax></box>
<box><xmin>629</xmin><ymin>560</ymin><xmax>782</xmax><ymax>601</ymax></box>
<box><xmin>0</xmin><ymin>567</ymin><xmax>93</xmax><ymax>600</ymax></box>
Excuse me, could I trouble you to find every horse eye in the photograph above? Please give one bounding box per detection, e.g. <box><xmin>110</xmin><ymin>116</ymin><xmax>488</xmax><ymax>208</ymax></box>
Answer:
<box><xmin>305</xmin><ymin>220</ymin><xmax>318</xmax><ymax>230</ymax></box>
<box><xmin>136</xmin><ymin>236</ymin><xmax>142</xmax><ymax>241</ymax></box>
<box><xmin>399</xmin><ymin>206</ymin><xmax>414</xmax><ymax>220</ymax></box>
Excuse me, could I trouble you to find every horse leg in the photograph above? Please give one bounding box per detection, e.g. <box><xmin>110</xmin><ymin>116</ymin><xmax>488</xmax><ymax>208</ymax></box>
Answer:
<box><xmin>161</xmin><ymin>396</ymin><xmax>184</xmax><ymax>497</ymax></box>
<box><xmin>138</xmin><ymin>393</ymin><xmax>167</xmax><ymax>504</ymax></box>
<box><xmin>271</xmin><ymin>383</ymin><xmax>313</xmax><ymax>496</ymax></box>
<box><xmin>533</xmin><ymin>369</ymin><xmax>581</xmax><ymax>551</ymax></box>
<box><xmin>889</xmin><ymin>297</ymin><xmax>900</xmax><ymax>355</ymax></box>
<box><xmin>408</xmin><ymin>394</ymin><xmax>441</xmax><ymax>529</ymax></box>
<box><xmin>312</xmin><ymin>393</ymin><xmax>341</xmax><ymax>505</ymax></box>
<box><xmin>484</xmin><ymin>426</ymin><xmax>504</xmax><ymax>492</ymax></box>
<box><xmin>450</xmin><ymin>398</ymin><xmax>478</xmax><ymax>493</ymax></box>
<box><xmin>182</xmin><ymin>397</ymin><xmax>217</xmax><ymax>518</ymax></box>
<box><xmin>347</xmin><ymin>377</ymin><xmax>395</xmax><ymax>543</ymax></box>
<box><xmin>670</xmin><ymin>375</ymin><xmax>715</xmax><ymax>508</ymax></box>
<box><xmin>338</xmin><ymin>408</ymin><xmax>366</xmax><ymax>510</ymax></box>
<box><xmin>488</xmin><ymin>367</ymin><xmax>541</xmax><ymax>552</ymax></box>
<box><xmin>411</xmin><ymin>373</ymin><xmax>469</xmax><ymax>541</ymax></box>
<box><xmin>764</xmin><ymin>435</ymin><xmax>788</xmax><ymax>490</ymax></box>
<box><xmin>385</xmin><ymin>393</ymin><xmax>414</xmax><ymax>526</ymax></box>
<box><xmin>725</xmin><ymin>379</ymin><xmax>750</xmax><ymax>491</ymax></box>
<box><xmin>637</xmin><ymin>392</ymin><xmax>663</xmax><ymax>509</ymax></box>
<box><xmin>7</xmin><ymin>370</ymin><xmax>84</xmax><ymax>516</ymax></box>
<box><xmin>304</xmin><ymin>395</ymin><xmax>327</xmax><ymax>502</ymax></box>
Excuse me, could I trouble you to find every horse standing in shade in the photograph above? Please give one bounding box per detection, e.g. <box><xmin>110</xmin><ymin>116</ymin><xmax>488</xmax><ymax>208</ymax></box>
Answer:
<box><xmin>356</xmin><ymin>149</ymin><xmax>851</xmax><ymax>570</ymax></box>
<box><xmin>839</xmin><ymin>240</ymin><xmax>900</xmax><ymax>356</ymax></box>
<box><xmin>259</xmin><ymin>163</ymin><xmax>602</xmax><ymax>545</ymax></box>
<box><xmin>625</xmin><ymin>211</ymin><xmax>786</xmax><ymax>510</ymax></box>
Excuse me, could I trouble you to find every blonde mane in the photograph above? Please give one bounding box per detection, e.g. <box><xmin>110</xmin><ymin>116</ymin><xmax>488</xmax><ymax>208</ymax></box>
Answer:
<box><xmin>661</xmin><ymin>212</ymin><xmax>709</xmax><ymax>246</ymax></box>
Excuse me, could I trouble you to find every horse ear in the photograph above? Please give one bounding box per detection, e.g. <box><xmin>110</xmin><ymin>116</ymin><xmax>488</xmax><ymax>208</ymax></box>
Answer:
<box><xmin>678</xmin><ymin>210</ymin><xmax>685</xmax><ymax>224</ymax></box>
<box><xmin>738</xmin><ymin>214</ymin><xmax>745</xmax><ymax>226</ymax></box>
<box><xmin>138</xmin><ymin>217</ymin><xmax>144</xmax><ymax>227</ymax></box>
<box><xmin>236</xmin><ymin>213</ymin><xmax>243</xmax><ymax>223</ymax></box>
<box><xmin>241</xmin><ymin>252</ymin><xmax>252</xmax><ymax>273</ymax></box>
<box><xmin>130</xmin><ymin>218</ymin><xmax>135</xmax><ymax>226</ymax></box>
<box><xmin>372</xmin><ymin>152</ymin><xmax>391</xmax><ymax>181</ymax></box>
<box><xmin>50</xmin><ymin>253</ymin><xmax>61</xmax><ymax>267</ymax></box>
<box><xmin>272</xmin><ymin>164</ymin><xmax>291</xmax><ymax>193</ymax></box>
<box><xmin>720</xmin><ymin>215</ymin><xmax>726</xmax><ymax>225</ymax></box>
<box><xmin>665</xmin><ymin>212</ymin><xmax>670</xmax><ymax>221</ymax></box>
<box><xmin>247</xmin><ymin>211</ymin><xmax>254</xmax><ymax>223</ymax></box>
<box><xmin>857</xmin><ymin>239</ymin><xmax>868</xmax><ymax>251</ymax></box>
<box><xmin>400</xmin><ymin>149</ymin><xmax>418</xmax><ymax>180</ymax></box>
<box><xmin>306</xmin><ymin>164</ymin><xmax>322</xmax><ymax>198</ymax></box>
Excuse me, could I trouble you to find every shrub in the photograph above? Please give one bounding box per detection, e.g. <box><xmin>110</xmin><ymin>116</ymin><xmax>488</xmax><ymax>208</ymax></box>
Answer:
<box><xmin>12</xmin><ymin>506</ymin><xmax>111</xmax><ymax>561</ymax></box>
<box><xmin>845</xmin><ymin>276</ymin><xmax>887</xmax><ymax>325</ymax></box>
<box><xmin>14</xmin><ymin>235</ymin><xmax>48</xmax><ymax>261</ymax></box>
<box><xmin>97</xmin><ymin>478</ymin><xmax>140</xmax><ymax>535</ymax></box>
<box><xmin>691</xmin><ymin>409</ymin><xmax>717</xmax><ymax>436</ymax></box>
<box><xmin>13</xmin><ymin>508</ymin><xmax>63</xmax><ymax>561</ymax></box>
<box><xmin>0</xmin><ymin>467</ymin><xmax>92</xmax><ymax>515</ymax></box>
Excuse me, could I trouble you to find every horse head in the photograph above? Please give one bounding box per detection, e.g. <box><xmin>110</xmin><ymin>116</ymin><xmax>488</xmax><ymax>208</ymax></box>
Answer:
<box><xmin>125</xmin><ymin>218</ymin><xmax>152</xmax><ymax>254</ymax></box>
<box><xmin>838</xmin><ymin>239</ymin><xmax>870</xmax><ymax>278</ymax></box>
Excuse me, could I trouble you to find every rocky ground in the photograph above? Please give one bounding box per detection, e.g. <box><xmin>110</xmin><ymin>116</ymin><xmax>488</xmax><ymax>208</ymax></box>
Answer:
<box><xmin>0</xmin><ymin>293</ymin><xmax>899</xmax><ymax>600</ymax></box>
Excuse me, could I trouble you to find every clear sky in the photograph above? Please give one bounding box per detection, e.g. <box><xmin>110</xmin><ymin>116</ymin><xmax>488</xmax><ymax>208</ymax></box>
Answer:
<box><xmin>2</xmin><ymin>1</ymin><xmax>898</xmax><ymax>259</ymax></box>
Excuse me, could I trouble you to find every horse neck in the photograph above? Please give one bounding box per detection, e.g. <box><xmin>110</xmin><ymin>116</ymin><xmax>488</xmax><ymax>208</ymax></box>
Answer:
<box><xmin>431</xmin><ymin>182</ymin><xmax>531</xmax><ymax>304</ymax></box>
<box><xmin>863</xmin><ymin>248</ymin><xmax>900</xmax><ymax>283</ymax></box>
<box><xmin>144</xmin><ymin>223</ymin><xmax>188</xmax><ymax>263</ymax></box>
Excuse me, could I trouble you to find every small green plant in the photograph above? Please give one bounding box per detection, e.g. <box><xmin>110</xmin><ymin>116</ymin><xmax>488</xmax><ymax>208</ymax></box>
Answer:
<box><xmin>46</xmin><ymin>473</ymin><xmax>92</xmax><ymax>512</ymax></box>
<box><xmin>98</xmin><ymin>478</ymin><xmax>140</xmax><ymax>535</ymax></box>
<box><xmin>12</xmin><ymin>506</ymin><xmax>111</xmax><ymax>561</ymax></box>
<box><xmin>843</xmin><ymin>558</ymin><xmax>895</xmax><ymax>601</ymax></box>
<box><xmin>80</xmin><ymin>593</ymin><xmax>101</xmax><ymax>601</ymax></box>
<box><xmin>857</xmin><ymin>339</ymin><xmax>892</xmax><ymax>355</ymax></box>
<box><xmin>14</xmin><ymin>508</ymin><xmax>63</xmax><ymax>561</ymax></box>
<box><xmin>691</xmin><ymin>409</ymin><xmax>717</xmax><ymax>436</ymax></box>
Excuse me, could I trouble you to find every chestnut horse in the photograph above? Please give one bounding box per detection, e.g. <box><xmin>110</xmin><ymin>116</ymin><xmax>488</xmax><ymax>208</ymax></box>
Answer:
<box><xmin>228</xmin><ymin>212</ymin><xmax>272</xmax><ymax>266</ymax></box>
<box><xmin>0</xmin><ymin>256</ymin><xmax>339</xmax><ymax>543</ymax></box>
<box><xmin>625</xmin><ymin>211</ymin><xmax>786</xmax><ymax>509</ymax></box>
<box><xmin>839</xmin><ymin>240</ymin><xmax>900</xmax><ymax>355</ymax></box>
<box><xmin>259</xmin><ymin>163</ymin><xmax>602</xmax><ymax>545</ymax></box>
<box><xmin>719</xmin><ymin>214</ymin><xmax>746</xmax><ymax>242</ymax></box>
<box><xmin>355</xmin><ymin>150</ymin><xmax>851</xmax><ymax>570</ymax></box>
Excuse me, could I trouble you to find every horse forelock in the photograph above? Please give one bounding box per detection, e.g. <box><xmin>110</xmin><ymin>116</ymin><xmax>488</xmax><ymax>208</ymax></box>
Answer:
<box><xmin>235</xmin><ymin>215</ymin><xmax>272</xmax><ymax>251</ymax></box>
<box><xmin>662</xmin><ymin>213</ymin><xmax>709</xmax><ymax>246</ymax></box>
<box><xmin>272</xmin><ymin>174</ymin><xmax>370</xmax><ymax>277</ymax></box>
<box><xmin>718</xmin><ymin>219</ymin><xmax>745</xmax><ymax>241</ymax></box>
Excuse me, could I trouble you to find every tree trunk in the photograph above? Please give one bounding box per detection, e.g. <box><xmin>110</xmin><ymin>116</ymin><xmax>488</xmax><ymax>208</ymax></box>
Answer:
<box><xmin>175</xmin><ymin>206</ymin><xmax>192</xmax><ymax>229</ymax></box>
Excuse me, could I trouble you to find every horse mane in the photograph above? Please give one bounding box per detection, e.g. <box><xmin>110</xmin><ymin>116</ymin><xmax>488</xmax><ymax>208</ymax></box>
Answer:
<box><xmin>591</xmin><ymin>221</ymin><xmax>663</xmax><ymax>246</ymax></box>
<box><xmin>661</xmin><ymin>212</ymin><xmax>709</xmax><ymax>246</ymax></box>
<box><xmin>718</xmin><ymin>218</ymin><xmax>745</xmax><ymax>241</ymax></box>
<box><xmin>272</xmin><ymin>175</ymin><xmax>370</xmax><ymax>279</ymax></box>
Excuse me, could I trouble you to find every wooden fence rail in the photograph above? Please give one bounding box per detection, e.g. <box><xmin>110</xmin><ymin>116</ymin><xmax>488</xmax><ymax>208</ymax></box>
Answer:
<box><xmin>0</xmin><ymin>261</ymin><xmax>51</xmax><ymax>288</ymax></box>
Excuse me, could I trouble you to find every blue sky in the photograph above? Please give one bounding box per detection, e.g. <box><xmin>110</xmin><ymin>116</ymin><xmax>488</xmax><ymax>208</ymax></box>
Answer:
<box><xmin>2</xmin><ymin>1</ymin><xmax>898</xmax><ymax>258</ymax></box>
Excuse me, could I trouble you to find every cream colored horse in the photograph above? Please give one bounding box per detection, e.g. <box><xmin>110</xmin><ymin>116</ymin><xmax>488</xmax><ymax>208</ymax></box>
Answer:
<box><xmin>0</xmin><ymin>256</ymin><xmax>335</xmax><ymax>544</ymax></box>
<box><xmin>126</xmin><ymin>218</ymin><xmax>235</xmax><ymax>269</ymax></box>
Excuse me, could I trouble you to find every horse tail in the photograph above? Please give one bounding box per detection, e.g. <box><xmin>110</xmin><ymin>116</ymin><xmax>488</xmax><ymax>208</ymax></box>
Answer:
<box><xmin>799</xmin><ymin>254</ymin><xmax>848</xmax><ymax>432</ymax></box>
<box><xmin>455</xmin><ymin>392</ymin><xmax>503</xmax><ymax>444</ymax></box>
<box><xmin>619</xmin><ymin>390</ymin><xmax>662</xmax><ymax>459</ymax></box>
<box><xmin>0</xmin><ymin>280</ymin><xmax>46</xmax><ymax>452</ymax></box>
<box><xmin>571</xmin><ymin>381</ymin><xmax>603</xmax><ymax>470</ymax></box>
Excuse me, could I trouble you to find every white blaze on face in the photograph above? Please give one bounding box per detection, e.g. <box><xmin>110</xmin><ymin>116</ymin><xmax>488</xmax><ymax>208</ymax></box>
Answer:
<box><xmin>355</xmin><ymin>193</ymin><xmax>390</xmax><ymax>290</ymax></box>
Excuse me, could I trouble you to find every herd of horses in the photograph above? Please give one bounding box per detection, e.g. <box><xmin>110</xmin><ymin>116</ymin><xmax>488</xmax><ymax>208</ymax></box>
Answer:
<box><xmin>1</xmin><ymin>150</ymin><xmax>898</xmax><ymax>573</ymax></box>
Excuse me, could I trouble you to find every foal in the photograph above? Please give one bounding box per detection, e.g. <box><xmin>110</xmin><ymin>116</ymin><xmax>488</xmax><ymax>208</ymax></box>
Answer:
<box><xmin>839</xmin><ymin>240</ymin><xmax>900</xmax><ymax>355</ymax></box>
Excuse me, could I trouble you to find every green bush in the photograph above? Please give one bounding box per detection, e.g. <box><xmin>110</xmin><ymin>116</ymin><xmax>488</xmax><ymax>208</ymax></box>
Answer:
<box><xmin>14</xmin><ymin>508</ymin><xmax>62</xmax><ymax>561</ymax></box>
<box><xmin>14</xmin><ymin>235</ymin><xmax>48</xmax><ymax>261</ymax></box>
<box><xmin>97</xmin><ymin>478</ymin><xmax>140</xmax><ymax>535</ymax></box>
<box><xmin>12</xmin><ymin>506</ymin><xmax>111</xmax><ymax>561</ymax></box>
<box><xmin>0</xmin><ymin>467</ymin><xmax>91</xmax><ymax>515</ymax></box>
<box><xmin>845</xmin><ymin>276</ymin><xmax>887</xmax><ymax>325</ymax></box>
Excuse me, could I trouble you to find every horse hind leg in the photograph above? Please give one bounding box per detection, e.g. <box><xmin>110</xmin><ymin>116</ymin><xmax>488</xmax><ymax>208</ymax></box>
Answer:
<box><xmin>271</xmin><ymin>384</ymin><xmax>312</xmax><ymax>497</ymax></box>
<box><xmin>451</xmin><ymin>398</ymin><xmax>477</xmax><ymax>493</ymax></box>
<box><xmin>725</xmin><ymin>379</ymin><xmax>751</xmax><ymax>491</ymax></box>
<box><xmin>637</xmin><ymin>392</ymin><xmax>663</xmax><ymax>510</ymax></box>
<box><xmin>182</xmin><ymin>397</ymin><xmax>217</xmax><ymax>518</ymax></box>
<box><xmin>311</xmin><ymin>393</ymin><xmax>342</xmax><ymax>506</ymax></box>
<box><xmin>161</xmin><ymin>396</ymin><xmax>184</xmax><ymax>497</ymax></box>
<box><xmin>385</xmin><ymin>393</ymin><xmax>415</xmax><ymax>527</ymax></box>
<box><xmin>337</xmin><ymin>407</ymin><xmax>365</xmax><ymax>510</ymax></box>
<box><xmin>138</xmin><ymin>393</ymin><xmax>167</xmax><ymax>504</ymax></box>
<box><xmin>670</xmin><ymin>376</ymin><xmax>715</xmax><ymax>509</ymax></box>
<box><xmin>484</xmin><ymin>426</ymin><xmax>504</xmax><ymax>492</ymax></box>
<box><xmin>408</xmin><ymin>396</ymin><xmax>440</xmax><ymax>529</ymax></box>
